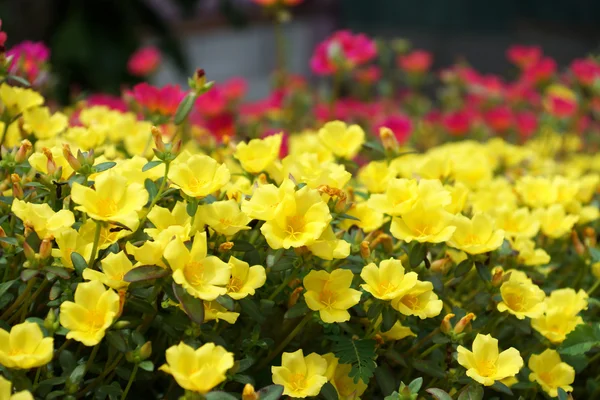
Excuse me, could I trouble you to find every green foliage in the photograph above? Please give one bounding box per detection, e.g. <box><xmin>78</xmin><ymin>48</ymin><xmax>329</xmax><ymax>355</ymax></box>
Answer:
<box><xmin>332</xmin><ymin>336</ymin><xmax>378</xmax><ymax>384</ymax></box>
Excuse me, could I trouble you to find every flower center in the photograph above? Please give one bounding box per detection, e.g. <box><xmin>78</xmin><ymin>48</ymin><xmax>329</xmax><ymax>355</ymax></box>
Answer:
<box><xmin>285</xmin><ymin>215</ymin><xmax>306</xmax><ymax>240</ymax></box>
<box><xmin>86</xmin><ymin>309</ymin><xmax>106</xmax><ymax>331</ymax></box>
<box><xmin>227</xmin><ymin>277</ymin><xmax>244</xmax><ymax>293</ymax></box>
<box><xmin>401</xmin><ymin>294</ymin><xmax>421</xmax><ymax>310</ymax></box>
<box><xmin>97</xmin><ymin>198</ymin><xmax>118</xmax><ymax>217</ymax></box>
<box><xmin>503</xmin><ymin>289</ymin><xmax>525</xmax><ymax>311</ymax></box>
<box><xmin>319</xmin><ymin>289</ymin><xmax>337</xmax><ymax>308</ymax></box>
<box><xmin>377</xmin><ymin>280</ymin><xmax>398</xmax><ymax>296</ymax></box>
<box><xmin>188</xmin><ymin>177</ymin><xmax>207</xmax><ymax>193</ymax></box>
<box><xmin>477</xmin><ymin>359</ymin><xmax>497</xmax><ymax>377</ymax></box>
<box><xmin>414</xmin><ymin>225</ymin><xmax>433</xmax><ymax>236</ymax></box>
<box><xmin>184</xmin><ymin>261</ymin><xmax>205</xmax><ymax>286</ymax></box>
<box><xmin>289</xmin><ymin>373</ymin><xmax>307</xmax><ymax>392</ymax></box>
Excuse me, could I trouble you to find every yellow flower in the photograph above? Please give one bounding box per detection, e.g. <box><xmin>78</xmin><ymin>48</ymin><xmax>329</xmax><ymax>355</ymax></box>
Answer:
<box><xmin>226</xmin><ymin>256</ymin><xmax>266</xmax><ymax>300</ymax></box>
<box><xmin>204</xmin><ymin>301</ymin><xmax>240</xmax><ymax>324</ymax></box>
<box><xmin>289</xmin><ymin>130</ymin><xmax>333</xmax><ymax>163</ymax></box>
<box><xmin>22</xmin><ymin>107</ymin><xmax>68</xmax><ymax>139</ymax></box>
<box><xmin>515</xmin><ymin>176</ymin><xmax>557</xmax><ymax>208</ymax></box>
<box><xmin>164</xmin><ymin>233</ymin><xmax>231</xmax><ymax>300</ymax></box>
<box><xmin>65</xmin><ymin>126</ymin><xmax>106</xmax><ymax>150</ymax></box>
<box><xmin>391</xmin><ymin>281</ymin><xmax>443</xmax><ymax>319</ymax></box>
<box><xmin>358</xmin><ymin>161</ymin><xmax>396</xmax><ymax>194</ymax></box>
<box><xmin>79</xmin><ymin>219</ymin><xmax>136</xmax><ymax>251</ymax></box>
<box><xmin>168</xmin><ymin>154</ymin><xmax>230</xmax><ymax>198</ymax></box>
<box><xmin>71</xmin><ymin>171</ymin><xmax>148</xmax><ymax>230</ymax></box>
<box><xmin>59</xmin><ymin>280</ymin><xmax>120</xmax><ymax>346</ymax></box>
<box><xmin>304</xmin><ymin>269</ymin><xmax>362</xmax><ymax>323</ymax></box>
<box><xmin>111</xmin><ymin>155</ymin><xmax>165</xmax><ymax>186</ymax></box>
<box><xmin>318</xmin><ymin>121</ymin><xmax>365</xmax><ymax>159</ymax></box>
<box><xmin>82</xmin><ymin>251</ymin><xmax>135</xmax><ymax>290</ymax></box>
<box><xmin>369</xmin><ymin>178</ymin><xmax>450</xmax><ymax>217</ymax></box>
<box><xmin>390</xmin><ymin>201</ymin><xmax>456</xmax><ymax>244</ymax></box>
<box><xmin>380</xmin><ymin>320</ymin><xmax>416</xmax><ymax>341</ymax></box>
<box><xmin>492</xmin><ymin>207</ymin><xmax>540</xmax><ymax>239</ymax></box>
<box><xmin>470</xmin><ymin>178</ymin><xmax>518</xmax><ymax>214</ymax></box>
<box><xmin>447</xmin><ymin>213</ymin><xmax>505</xmax><ymax>254</ymax></box>
<box><xmin>546</xmin><ymin>288</ymin><xmax>588</xmax><ymax>316</ymax></box>
<box><xmin>445</xmin><ymin>182</ymin><xmax>469</xmax><ymax>214</ymax></box>
<box><xmin>28</xmin><ymin>146</ymin><xmax>74</xmax><ymax>180</ymax></box>
<box><xmin>510</xmin><ymin>237</ymin><xmax>550</xmax><ymax>266</ymax></box>
<box><xmin>234</xmin><ymin>133</ymin><xmax>282</xmax><ymax>173</ymax></box>
<box><xmin>0</xmin><ymin>321</ymin><xmax>53</xmax><ymax>369</ymax></box>
<box><xmin>532</xmin><ymin>311</ymin><xmax>583</xmax><ymax>344</ymax></box>
<box><xmin>0</xmin><ymin>376</ymin><xmax>34</xmax><ymax>400</ymax></box>
<box><xmin>282</xmin><ymin>154</ymin><xmax>352</xmax><ymax>189</ymax></box>
<box><xmin>340</xmin><ymin>202</ymin><xmax>386</xmax><ymax>233</ymax></box>
<box><xmin>324</xmin><ymin>356</ymin><xmax>368</xmax><ymax>400</ymax></box>
<box><xmin>360</xmin><ymin>258</ymin><xmax>418</xmax><ymax>300</ymax></box>
<box><xmin>497</xmin><ymin>272</ymin><xmax>546</xmax><ymax>319</ymax></box>
<box><xmin>552</xmin><ymin>176</ymin><xmax>580</xmax><ymax>206</ymax></box>
<box><xmin>11</xmin><ymin>198</ymin><xmax>75</xmax><ymax>239</ymax></box>
<box><xmin>272</xmin><ymin>349</ymin><xmax>328</xmax><ymax>398</ymax></box>
<box><xmin>144</xmin><ymin>201</ymin><xmax>191</xmax><ymax>240</ymax></box>
<box><xmin>576</xmin><ymin>173</ymin><xmax>599</xmax><ymax>203</ymax></box>
<box><xmin>534</xmin><ymin>204</ymin><xmax>579</xmax><ymax>238</ymax></box>
<box><xmin>159</xmin><ymin>342</ymin><xmax>234</xmax><ymax>394</ymax></box>
<box><xmin>197</xmin><ymin>200</ymin><xmax>251</xmax><ymax>236</ymax></box>
<box><xmin>0</xmin><ymin>83</ymin><xmax>43</xmax><ymax>115</ymax></box>
<box><xmin>51</xmin><ymin>228</ymin><xmax>92</xmax><ymax>269</ymax></box>
<box><xmin>528</xmin><ymin>349</ymin><xmax>575</xmax><ymax>397</ymax></box>
<box><xmin>457</xmin><ymin>334</ymin><xmax>523</xmax><ymax>386</ymax></box>
<box><xmin>241</xmin><ymin>179</ymin><xmax>295</xmax><ymax>221</ymax></box>
<box><xmin>307</xmin><ymin>226</ymin><xmax>351</xmax><ymax>260</ymax></box>
<box><xmin>261</xmin><ymin>185</ymin><xmax>331</xmax><ymax>249</ymax></box>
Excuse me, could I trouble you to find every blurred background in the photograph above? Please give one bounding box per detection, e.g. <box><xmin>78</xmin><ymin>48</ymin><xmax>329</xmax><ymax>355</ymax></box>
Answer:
<box><xmin>2</xmin><ymin>0</ymin><xmax>600</xmax><ymax>101</ymax></box>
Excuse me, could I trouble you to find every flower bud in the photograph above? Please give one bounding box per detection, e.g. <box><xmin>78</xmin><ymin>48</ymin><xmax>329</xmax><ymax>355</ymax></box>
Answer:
<box><xmin>430</xmin><ymin>257</ymin><xmax>451</xmax><ymax>274</ymax></box>
<box><xmin>23</xmin><ymin>241</ymin><xmax>36</xmax><ymax>261</ymax></box>
<box><xmin>571</xmin><ymin>230</ymin><xmax>586</xmax><ymax>256</ymax></box>
<box><xmin>454</xmin><ymin>312</ymin><xmax>476</xmax><ymax>334</ymax></box>
<box><xmin>62</xmin><ymin>144</ymin><xmax>81</xmax><ymax>171</ymax></box>
<box><xmin>151</xmin><ymin>126</ymin><xmax>166</xmax><ymax>152</ymax></box>
<box><xmin>242</xmin><ymin>384</ymin><xmax>259</xmax><ymax>400</ymax></box>
<box><xmin>440</xmin><ymin>313</ymin><xmax>455</xmax><ymax>334</ymax></box>
<box><xmin>287</xmin><ymin>286</ymin><xmax>303</xmax><ymax>308</ymax></box>
<box><xmin>171</xmin><ymin>139</ymin><xmax>182</xmax><ymax>156</ymax></box>
<box><xmin>139</xmin><ymin>341</ymin><xmax>152</xmax><ymax>361</ymax></box>
<box><xmin>11</xmin><ymin>173</ymin><xmax>23</xmax><ymax>199</ymax></box>
<box><xmin>113</xmin><ymin>320</ymin><xmax>132</xmax><ymax>330</ymax></box>
<box><xmin>584</xmin><ymin>227</ymin><xmax>597</xmax><ymax>247</ymax></box>
<box><xmin>371</xmin><ymin>233</ymin><xmax>394</xmax><ymax>253</ymax></box>
<box><xmin>360</xmin><ymin>241</ymin><xmax>371</xmax><ymax>259</ymax></box>
<box><xmin>491</xmin><ymin>266</ymin><xmax>504</xmax><ymax>287</ymax></box>
<box><xmin>39</xmin><ymin>238</ymin><xmax>53</xmax><ymax>259</ymax></box>
<box><xmin>380</xmin><ymin>127</ymin><xmax>399</xmax><ymax>153</ymax></box>
<box><xmin>44</xmin><ymin>309</ymin><xmax>59</xmax><ymax>334</ymax></box>
<box><xmin>0</xmin><ymin>227</ymin><xmax>10</xmax><ymax>249</ymax></box>
<box><xmin>15</xmin><ymin>139</ymin><xmax>32</xmax><ymax>163</ymax></box>
<box><xmin>218</xmin><ymin>241</ymin><xmax>234</xmax><ymax>252</ymax></box>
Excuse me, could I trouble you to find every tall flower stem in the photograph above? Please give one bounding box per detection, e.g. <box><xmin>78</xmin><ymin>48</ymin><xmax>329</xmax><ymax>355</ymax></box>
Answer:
<box><xmin>121</xmin><ymin>363</ymin><xmax>139</xmax><ymax>400</ymax></box>
<box><xmin>136</xmin><ymin>162</ymin><xmax>170</xmax><ymax>233</ymax></box>
<box><xmin>87</xmin><ymin>221</ymin><xmax>102</xmax><ymax>268</ymax></box>
<box><xmin>258</xmin><ymin>312</ymin><xmax>313</xmax><ymax>369</ymax></box>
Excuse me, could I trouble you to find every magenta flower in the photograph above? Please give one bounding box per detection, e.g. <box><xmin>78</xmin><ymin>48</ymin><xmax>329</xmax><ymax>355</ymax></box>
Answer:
<box><xmin>506</xmin><ymin>45</ymin><xmax>542</xmax><ymax>69</ymax></box>
<box><xmin>398</xmin><ymin>50</ymin><xmax>433</xmax><ymax>74</ymax></box>
<box><xmin>7</xmin><ymin>41</ymin><xmax>50</xmax><ymax>84</ymax></box>
<box><xmin>127</xmin><ymin>46</ymin><xmax>161</xmax><ymax>77</ymax></box>
<box><xmin>310</xmin><ymin>30</ymin><xmax>377</xmax><ymax>76</ymax></box>
<box><xmin>127</xmin><ymin>83</ymin><xmax>185</xmax><ymax>118</ymax></box>
<box><xmin>374</xmin><ymin>115</ymin><xmax>413</xmax><ymax>144</ymax></box>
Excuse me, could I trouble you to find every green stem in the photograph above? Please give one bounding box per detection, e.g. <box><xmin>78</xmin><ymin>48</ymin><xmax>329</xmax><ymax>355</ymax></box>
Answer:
<box><xmin>405</xmin><ymin>328</ymin><xmax>440</xmax><ymax>356</ymax></box>
<box><xmin>84</xmin><ymin>344</ymin><xmax>100</xmax><ymax>375</ymax></box>
<box><xmin>329</xmin><ymin>71</ymin><xmax>343</xmax><ymax>118</ymax></box>
<box><xmin>87</xmin><ymin>221</ymin><xmax>102</xmax><ymax>268</ymax></box>
<box><xmin>587</xmin><ymin>279</ymin><xmax>600</xmax><ymax>296</ymax></box>
<box><xmin>589</xmin><ymin>351</ymin><xmax>600</xmax><ymax>365</ymax></box>
<box><xmin>121</xmin><ymin>363</ymin><xmax>139</xmax><ymax>400</ymax></box>
<box><xmin>258</xmin><ymin>312</ymin><xmax>313</xmax><ymax>369</ymax></box>
<box><xmin>420</xmin><ymin>342</ymin><xmax>443</xmax><ymax>359</ymax></box>
<box><xmin>0</xmin><ymin>117</ymin><xmax>10</xmax><ymax>149</ymax></box>
<box><xmin>268</xmin><ymin>269</ymin><xmax>299</xmax><ymax>301</ymax></box>
<box><xmin>137</xmin><ymin>162</ymin><xmax>170</xmax><ymax>232</ymax></box>
<box><xmin>77</xmin><ymin>354</ymin><xmax>123</xmax><ymax>398</ymax></box>
<box><xmin>54</xmin><ymin>339</ymin><xmax>72</xmax><ymax>359</ymax></box>
<box><xmin>33</xmin><ymin>366</ymin><xmax>42</xmax><ymax>386</ymax></box>
<box><xmin>0</xmin><ymin>277</ymin><xmax>36</xmax><ymax>320</ymax></box>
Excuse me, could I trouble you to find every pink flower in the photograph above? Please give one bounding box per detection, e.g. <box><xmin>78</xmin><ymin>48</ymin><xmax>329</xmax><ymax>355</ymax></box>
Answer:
<box><xmin>398</xmin><ymin>50</ymin><xmax>433</xmax><ymax>74</ymax></box>
<box><xmin>523</xmin><ymin>57</ymin><xmax>556</xmax><ymax>85</ymax></box>
<box><xmin>7</xmin><ymin>41</ymin><xmax>50</xmax><ymax>84</ymax></box>
<box><xmin>127</xmin><ymin>46</ymin><xmax>161</xmax><ymax>77</ymax></box>
<box><xmin>484</xmin><ymin>105</ymin><xmax>513</xmax><ymax>133</ymax></box>
<box><xmin>442</xmin><ymin>109</ymin><xmax>473</xmax><ymax>136</ymax></box>
<box><xmin>86</xmin><ymin>94</ymin><xmax>128</xmax><ymax>112</ymax></box>
<box><xmin>252</xmin><ymin>0</ymin><xmax>303</xmax><ymax>6</ymax></box>
<box><xmin>506</xmin><ymin>82</ymin><xmax>540</xmax><ymax>106</ymax></box>
<box><xmin>310</xmin><ymin>30</ymin><xmax>377</xmax><ymax>76</ymax></box>
<box><xmin>515</xmin><ymin>111</ymin><xmax>538</xmax><ymax>139</ymax></box>
<box><xmin>374</xmin><ymin>115</ymin><xmax>413</xmax><ymax>144</ymax></box>
<box><xmin>570</xmin><ymin>58</ymin><xmax>600</xmax><ymax>86</ymax></box>
<box><xmin>203</xmin><ymin>113</ymin><xmax>236</xmax><ymax>141</ymax></box>
<box><xmin>0</xmin><ymin>20</ymin><xmax>7</xmax><ymax>48</ymax></box>
<box><xmin>222</xmin><ymin>77</ymin><xmax>248</xmax><ymax>102</ymax></box>
<box><xmin>506</xmin><ymin>45</ymin><xmax>542</xmax><ymax>69</ymax></box>
<box><xmin>127</xmin><ymin>83</ymin><xmax>185</xmax><ymax>117</ymax></box>
<box><xmin>354</xmin><ymin>66</ymin><xmax>382</xmax><ymax>84</ymax></box>
<box><xmin>195</xmin><ymin>86</ymin><xmax>228</xmax><ymax>117</ymax></box>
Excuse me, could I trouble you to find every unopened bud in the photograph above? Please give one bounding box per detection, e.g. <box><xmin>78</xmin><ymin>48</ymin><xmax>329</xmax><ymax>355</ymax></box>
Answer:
<box><xmin>430</xmin><ymin>257</ymin><xmax>451</xmax><ymax>274</ymax></box>
<box><xmin>218</xmin><ymin>241</ymin><xmax>234</xmax><ymax>252</ymax></box>
<box><xmin>360</xmin><ymin>241</ymin><xmax>371</xmax><ymax>259</ymax></box>
<box><xmin>0</xmin><ymin>227</ymin><xmax>9</xmax><ymax>249</ymax></box>
<box><xmin>62</xmin><ymin>144</ymin><xmax>81</xmax><ymax>170</ymax></box>
<box><xmin>39</xmin><ymin>238</ymin><xmax>53</xmax><ymax>259</ymax></box>
<box><xmin>11</xmin><ymin>173</ymin><xmax>23</xmax><ymax>199</ymax></box>
<box><xmin>454</xmin><ymin>313</ymin><xmax>476</xmax><ymax>334</ymax></box>
<box><xmin>171</xmin><ymin>139</ymin><xmax>182</xmax><ymax>156</ymax></box>
<box><xmin>441</xmin><ymin>313</ymin><xmax>454</xmax><ymax>334</ymax></box>
<box><xmin>571</xmin><ymin>230</ymin><xmax>586</xmax><ymax>256</ymax></box>
<box><xmin>44</xmin><ymin>309</ymin><xmax>59</xmax><ymax>333</ymax></box>
<box><xmin>371</xmin><ymin>233</ymin><xmax>394</xmax><ymax>253</ymax></box>
<box><xmin>491</xmin><ymin>267</ymin><xmax>504</xmax><ymax>287</ymax></box>
<box><xmin>334</xmin><ymin>197</ymin><xmax>347</xmax><ymax>213</ymax></box>
<box><xmin>584</xmin><ymin>227</ymin><xmax>597</xmax><ymax>247</ymax></box>
<box><xmin>194</xmin><ymin>68</ymin><xmax>206</xmax><ymax>88</ymax></box>
<box><xmin>380</xmin><ymin>127</ymin><xmax>399</xmax><ymax>153</ymax></box>
<box><xmin>23</xmin><ymin>241</ymin><xmax>35</xmax><ymax>261</ymax></box>
<box><xmin>373</xmin><ymin>333</ymin><xmax>384</xmax><ymax>346</ymax></box>
<box><xmin>151</xmin><ymin>126</ymin><xmax>166</xmax><ymax>152</ymax></box>
<box><xmin>242</xmin><ymin>384</ymin><xmax>259</xmax><ymax>400</ymax></box>
<box><xmin>15</xmin><ymin>139</ymin><xmax>32</xmax><ymax>163</ymax></box>
<box><xmin>113</xmin><ymin>320</ymin><xmax>131</xmax><ymax>330</ymax></box>
<box><xmin>287</xmin><ymin>286</ymin><xmax>303</xmax><ymax>308</ymax></box>
<box><xmin>139</xmin><ymin>341</ymin><xmax>152</xmax><ymax>361</ymax></box>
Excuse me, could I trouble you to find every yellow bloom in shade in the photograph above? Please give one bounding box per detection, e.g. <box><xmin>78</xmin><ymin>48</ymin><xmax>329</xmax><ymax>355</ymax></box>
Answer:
<box><xmin>126</xmin><ymin>232</ymin><xmax>173</xmax><ymax>269</ymax></box>
<box><xmin>534</xmin><ymin>205</ymin><xmax>579</xmax><ymax>238</ymax></box>
<box><xmin>71</xmin><ymin>171</ymin><xmax>148</xmax><ymax>230</ymax></box>
<box><xmin>241</xmin><ymin>179</ymin><xmax>295</xmax><ymax>221</ymax></box>
<box><xmin>457</xmin><ymin>334</ymin><xmax>524</xmax><ymax>386</ymax></box>
<box><xmin>28</xmin><ymin>146</ymin><xmax>74</xmax><ymax>180</ymax></box>
<box><xmin>79</xmin><ymin>219</ymin><xmax>137</xmax><ymax>251</ymax></box>
<box><xmin>51</xmin><ymin>228</ymin><xmax>92</xmax><ymax>269</ymax></box>
<box><xmin>22</xmin><ymin>107</ymin><xmax>68</xmax><ymax>139</ymax></box>
<box><xmin>340</xmin><ymin>202</ymin><xmax>386</xmax><ymax>233</ymax></box>
<box><xmin>59</xmin><ymin>281</ymin><xmax>120</xmax><ymax>346</ymax></box>
<box><xmin>304</xmin><ymin>269</ymin><xmax>362</xmax><ymax>323</ymax></box>
<box><xmin>447</xmin><ymin>213</ymin><xmax>505</xmax><ymax>255</ymax></box>
<box><xmin>234</xmin><ymin>133</ymin><xmax>282</xmax><ymax>173</ymax></box>
<box><xmin>168</xmin><ymin>154</ymin><xmax>230</xmax><ymax>198</ymax></box>
<box><xmin>0</xmin><ymin>83</ymin><xmax>43</xmax><ymax>115</ymax></box>
<box><xmin>528</xmin><ymin>349</ymin><xmax>575</xmax><ymax>397</ymax></box>
<box><xmin>226</xmin><ymin>256</ymin><xmax>266</xmax><ymax>300</ymax></box>
<box><xmin>358</xmin><ymin>160</ymin><xmax>396</xmax><ymax>194</ymax></box>
<box><xmin>204</xmin><ymin>301</ymin><xmax>240</xmax><ymax>324</ymax></box>
<box><xmin>510</xmin><ymin>238</ymin><xmax>550</xmax><ymax>266</ymax></box>
<box><xmin>0</xmin><ymin>321</ymin><xmax>53</xmax><ymax>369</ymax></box>
<box><xmin>360</xmin><ymin>258</ymin><xmax>418</xmax><ymax>300</ymax></box>
<box><xmin>318</xmin><ymin>121</ymin><xmax>365</xmax><ymax>159</ymax></box>
<box><xmin>272</xmin><ymin>349</ymin><xmax>328</xmax><ymax>398</ymax></box>
<box><xmin>497</xmin><ymin>272</ymin><xmax>546</xmax><ymax>320</ymax></box>
<box><xmin>390</xmin><ymin>201</ymin><xmax>456</xmax><ymax>244</ymax></box>
<box><xmin>144</xmin><ymin>201</ymin><xmax>191</xmax><ymax>240</ymax></box>
<box><xmin>391</xmin><ymin>281</ymin><xmax>443</xmax><ymax>319</ymax></box>
<box><xmin>323</xmin><ymin>355</ymin><xmax>368</xmax><ymax>400</ymax></box>
<box><xmin>532</xmin><ymin>311</ymin><xmax>583</xmax><ymax>344</ymax></box>
<box><xmin>164</xmin><ymin>233</ymin><xmax>231</xmax><ymax>300</ymax></box>
<box><xmin>197</xmin><ymin>200</ymin><xmax>251</xmax><ymax>236</ymax></box>
<box><xmin>261</xmin><ymin>185</ymin><xmax>331</xmax><ymax>249</ymax></box>
<box><xmin>380</xmin><ymin>320</ymin><xmax>416</xmax><ymax>341</ymax></box>
<box><xmin>492</xmin><ymin>207</ymin><xmax>539</xmax><ymax>239</ymax></box>
<box><xmin>515</xmin><ymin>176</ymin><xmax>557</xmax><ymax>208</ymax></box>
<box><xmin>11</xmin><ymin>199</ymin><xmax>75</xmax><ymax>239</ymax></box>
<box><xmin>0</xmin><ymin>376</ymin><xmax>34</xmax><ymax>400</ymax></box>
<box><xmin>82</xmin><ymin>251</ymin><xmax>135</xmax><ymax>290</ymax></box>
<box><xmin>159</xmin><ymin>342</ymin><xmax>234</xmax><ymax>394</ymax></box>
<box><xmin>307</xmin><ymin>226</ymin><xmax>351</xmax><ymax>260</ymax></box>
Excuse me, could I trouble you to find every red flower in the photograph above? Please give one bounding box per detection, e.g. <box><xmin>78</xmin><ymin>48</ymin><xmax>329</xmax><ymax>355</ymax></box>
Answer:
<box><xmin>86</xmin><ymin>94</ymin><xmax>128</xmax><ymax>112</ymax></box>
<box><xmin>544</xmin><ymin>85</ymin><xmax>578</xmax><ymax>119</ymax></box>
<box><xmin>127</xmin><ymin>83</ymin><xmax>185</xmax><ymax>118</ymax></box>
<box><xmin>310</xmin><ymin>30</ymin><xmax>377</xmax><ymax>76</ymax></box>
<box><xmin>354</xmin><ymin>66</ymin><xmax>382</xmax><ymax>84</ymax></box>
<box><xmin>515</xmin><ymin>111</ymin><xmax>538</xmax><ymax>139</ymax></box>
<box><xmin>374</xmin><ymin>115</ymin><xmax>413</xmax><ymax>144</ymax></box>
<box><xmin>398</xmin><ymin>50</ymin><xmax>433</xmax><ymax>74</ymax></box>
<box><xmin>127</xmin><ymin>46</ymin><xmax>161</xmax><ymax>77</ymax></box>
<box><xmin>523</xmin><ymin>57</ymin><xmax>556</xmax><ymax>85</ymax></box>
<box><xmin>7</xmin><ymin>41</ymin><xmax>50</xmax><ymax>84</ymax></box>
<box><xmin>195</xmin><ymin>86</ymin><xmax>228</xmax><ymax>118</ymax></box>
<box><xmin>570</xmin><ymin>58</ymin><xmax>600</xmax><ymax>86</ymax></box>
<box><xmin>506</xmin><ymin>45</ymin><xmax>542</xmax><ymax>69</ymax></box>
<box><xmin>484</xmin><ymin>105</ymin><xmax>513</xmax><ymax>133</ymax></box>
<box><xmin>222</xmin><ymin>77</ymin><xmax>248</xmax><ymax>102</ymax></box>
<box><xmin>442</xmin><ymin>109</ymin><xmax>473</xmax><ymax>136</ymax></box>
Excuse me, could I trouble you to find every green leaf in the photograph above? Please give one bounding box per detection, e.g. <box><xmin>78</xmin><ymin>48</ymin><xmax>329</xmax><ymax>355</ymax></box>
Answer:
<box><xmin>590</xmin><ymin>247</ymin><xmax>600</xmax><ymax>262</ymax></box>
<box><xmin>204</xmin><ymin>392</ymin><xmax>237</xmax><ymax>400</ymax></box>
<box><xmin>332</xmin><ymin>336</ymin><xmax>377</xmax><ymax>383</ymax></box>
<box><xmin>454</xmin><ymin>259</ymin><xmax>473</xmax><ymax>277</ymax></box>
<box><xmin>97</xmin><ymin>383</ymin><xmax>122</xmax><ymax>397</ymax></box>
<box><xmin>237</xmin><ymin>357</ymin><xmax>255</xmax><ymax>373</ymax></box>
<box><xmin>362</xmin><ymin>141</ymin><xmax>385</xmax><ymax>155</ymax></box>
<box><xmin>240</xmin><ymin>298</ymin><xmax>266</xmax><ymax>323</ymax></box>
<box><xmin>320</xmin><ymin>382</ymin><xmax>338</xmax><ymax>400</ymax></box>
<box><xmin>412</xmin><ymin>359</ymin><xmax>445</xmax><ymax>378</ymax></box>
<box><xmin>142</xmin><ymin>160</ymin><xmax>162</xmax><ymax>172</ymax></box>
<box><xmin>144</xmin><ymin>178</ymin><xmax>158</xmax><ymax>201</ymax></box>
<box><xmin>458</xmin><ymin>384</ymin><xmax>484</xmax><ymax>400</ymax></box>
<box><xmin>0</xmin><ymin>280</ymin><xmax>15</xmax><ymax>299</ymax></box>
<box><xmin>172</xmin><ymin>282</ymin><xmax>204</xmax><ymax>325</ymax></box>
<box><xmin>426</xmin><ymin>388</ymin><xmax>453</xmax><ymax>400</ymax></box>
<box><xmin>336</xmin><ymin>213</ymin><xmax>361</xmax><ymax>222</ymax></box>
<box><xmin>374</xmin><ymin>364</ymin><xmax>396</xmax><ymax>396</ymax></box>
<box><xmin>106</xmin><ymin>331</ymin><xmax>129</xmax><ymax>353</ymax></box>
<box><xmin>69</xmin><ymin>364</ymin><xmax>87</xmax><ymax>385</ymax></box>
<box><xmin>367</xmin><ymin>302</ymin><xmax>384</xmax><ymax>321</ymax></box>
<box><xmin>94</xmin><ymin>161</ymin><xmax>117</xmax><ymax>172</ymax></box>
<box><xmin>232</xmin><ymin>240</ymin><xmax>255</xmax><ymax>252</ymax></box>
<box><xmin>559</xmin><ymin>323</ymin><xmax>600</xmax><ymax>356</ymax></box>
<box><xmin>409</xmin><ymin>242</ymin><xmax>427</xmax><ymax>268</ymax></box>
<box><xmin>408</xmin><ymin>377</ymin><xmax>423</xmax><ymax>393</ymax></box>
<box><xmin>42</xmin><ymin>266</ymin><xmax>70</xmax><ymax>280</ymax></box>
<box><xmin>216</xmin><ymin>295</ymin><xmax>235</xmax><ymax>311</ymax></box>
<box><xmin>284</xmin><ymin>302</ymin><xmax>309</xmax><ymax>319</ymax></box>
<box><xmin>0</xmin><ymin>237</ymin><xmax>18</xmax><ymax>246</ymax></box>
<box><xmin>46</xmin><ymin>391</ymin><xmax>66</xmax><ymax>399</ymax></box>
<box><xmin>475</xmin><ymin>262</ymin><xmax>492</xmax><ymax>282</ymax></box>
<box><xmin>271</xmin><ymin>258</ymin><xmax>295</xmax><ymax>272</ymax></box>
<box><xmin>59</xmin><ymin>350</ymin><xmax>76</xmax><ymax>372</ymax></box>
<box><xmin>257</xmin><ymin>385</ymin><xmax>284</xmax><ymax>400</ymax></box>
<box><xmin>380</xmin><ymin>306</ymin><xmax>397</xmax><ymax>333</ymax></box>
<box><xmin>124</xmin><ymin>265</ymin><xmax>169</xmax><ymax>283</ymax></box>
<box><xmin>138</xmin><ymin>360</ymin><xmax>154</xmax><ymax>372</ymax></box>
<box><xmin>186</xmin><ymin>201</ymin><xmax>198</xmax><ymax>217</ymax></box>
<box><xmin>21</xmin><ymin>269</ymin><xmax>39</xmax><ymax>281</ymax></box>
<box><xmin>174</xmin><ymin>92</ymin><xmax>197</xmax><ymax>124</ymax></box>
<box><xmin>71</xmin><ymin>252</ymin><xmax>88</xmax><ymax>274</ymax></box>
<box><xmin>384</xmin><ymin>392</ymin><xmax>400</xmax><ymax>400</ymax></box>
<box><xmin>7</xmin><ymin>74</ymin><xmax>31</xmax><ymax>87</ymax></box>
<box><xmin>557</xmin><ymin>387</ymin><xmax>569</xmax><ymax>400</ymax></box>
<box><xmin>490</xmin><ymin>381</ymin><xmax>512</xmax><ymax>396</ymax></box>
